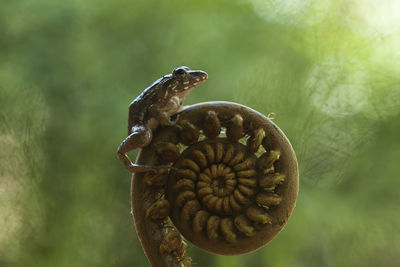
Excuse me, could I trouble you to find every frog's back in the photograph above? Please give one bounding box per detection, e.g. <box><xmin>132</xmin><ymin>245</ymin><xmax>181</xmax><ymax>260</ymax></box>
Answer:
<box><xmin>128</xmin><ymin>77</ymin><xmax>168</xmax><ymax>128</ymax></box>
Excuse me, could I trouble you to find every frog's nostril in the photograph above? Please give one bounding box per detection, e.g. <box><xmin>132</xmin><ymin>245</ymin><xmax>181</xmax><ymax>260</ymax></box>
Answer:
<box><xmin>189</xmin><ymin>70</ymin><xmax>208</xmax><ymax>82</ymax></box>
<box><xmin>200</xmin><ymin>72</ymin><xmax>208</xmax><ymax>80</ymax></box>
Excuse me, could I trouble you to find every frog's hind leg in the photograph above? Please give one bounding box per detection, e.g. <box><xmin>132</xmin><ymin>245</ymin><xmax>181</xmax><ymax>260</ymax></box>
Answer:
<box><xmin>117</xmin><ymin>125</ymin><xmax>160</xmax><ymax>173</ymax></box>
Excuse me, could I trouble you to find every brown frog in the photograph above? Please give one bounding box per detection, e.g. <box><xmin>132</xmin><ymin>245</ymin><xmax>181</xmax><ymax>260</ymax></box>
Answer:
<box><xmin>117</xmin><ymin>66</ymin><xmax>208</xmax><ymax>172</ymax></box>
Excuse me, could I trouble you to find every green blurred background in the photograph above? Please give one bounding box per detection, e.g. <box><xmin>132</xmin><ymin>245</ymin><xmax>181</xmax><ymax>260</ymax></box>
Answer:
<box><xmin>1</xmin><ymin>0</ymin><xmax>400</xmax><ymax>266</ymax></box>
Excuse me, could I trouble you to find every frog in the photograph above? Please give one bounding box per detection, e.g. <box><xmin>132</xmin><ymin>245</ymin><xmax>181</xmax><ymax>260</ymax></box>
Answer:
<box><xmin>117</xmin><ymin>66</ymin><xmax>208</xmax><ymax>173</ymax></box>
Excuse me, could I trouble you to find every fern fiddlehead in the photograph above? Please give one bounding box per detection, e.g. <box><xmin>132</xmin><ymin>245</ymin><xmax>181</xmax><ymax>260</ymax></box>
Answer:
<box><xmin>130</xmin><ymin>102</ymin><xmax>299</xmax><ymax>266</ymax></box>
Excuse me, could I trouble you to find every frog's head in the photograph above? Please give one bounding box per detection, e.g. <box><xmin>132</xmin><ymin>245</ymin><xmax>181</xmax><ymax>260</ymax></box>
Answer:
<box><xmin>167</xmin><ymin>66</ymin><xmax>208</xmax><ymax>94</ymax></box>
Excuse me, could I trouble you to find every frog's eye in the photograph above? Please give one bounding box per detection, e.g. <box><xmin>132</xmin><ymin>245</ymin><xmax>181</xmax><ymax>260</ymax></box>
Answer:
<box><xmin>173</xmin><ymin>68</ymin><xmax>187</xmax><ymax>78</ymax></box>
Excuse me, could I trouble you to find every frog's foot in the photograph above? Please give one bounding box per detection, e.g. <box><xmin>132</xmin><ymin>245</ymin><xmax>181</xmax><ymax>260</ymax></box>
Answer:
<box><xmin>126</xmin><ymin>163</ymin><xmax>172</xmax><ymax>173</ymax></box>
<box><xmin>154</xmin><ymin>165</ymin><xmax>179</xmax><ymax>171</ymax></box>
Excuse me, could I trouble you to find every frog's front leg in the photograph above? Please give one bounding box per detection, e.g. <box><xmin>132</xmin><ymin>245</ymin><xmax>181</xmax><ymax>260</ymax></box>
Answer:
<box><xmin>117</xmin><ymin>125</ymin><xmax>165</xmax><ymax>173</ymax></box>
<box><xmin>148</xmin><ymin>104</ymin><xmax>178</xmax><ymax>127</ymax></box>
